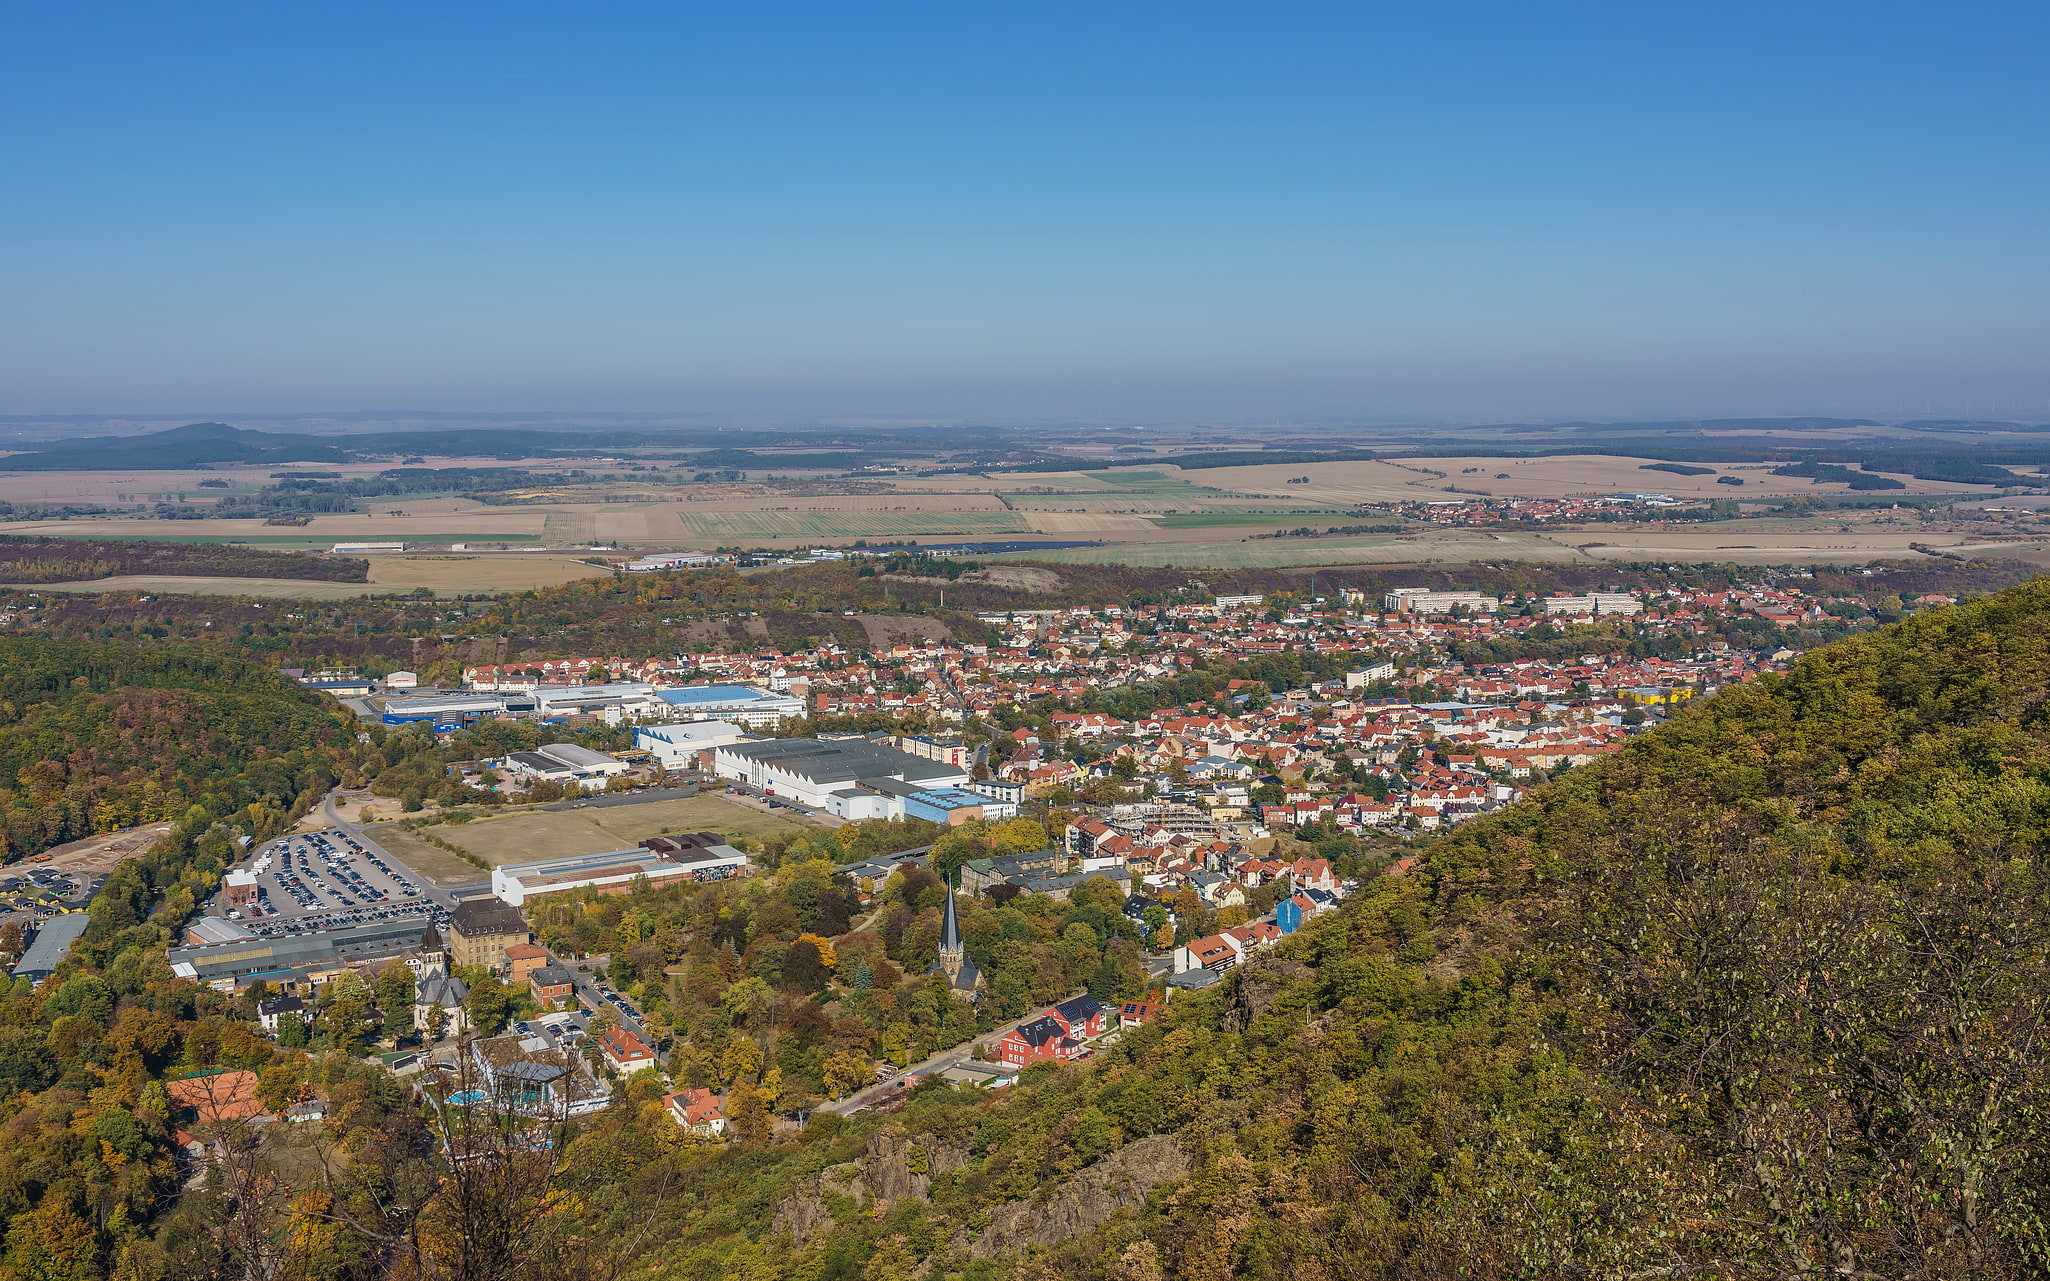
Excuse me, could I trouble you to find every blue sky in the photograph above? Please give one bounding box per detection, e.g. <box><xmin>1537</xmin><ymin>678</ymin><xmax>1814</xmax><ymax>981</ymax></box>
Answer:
<box><xmin>4</xmin><ymin>2</ymin><xmax>2047</xmax><ymax>422</ymax></box>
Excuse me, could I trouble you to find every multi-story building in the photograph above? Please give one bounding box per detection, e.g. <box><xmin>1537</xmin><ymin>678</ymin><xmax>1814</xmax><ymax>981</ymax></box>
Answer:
<box><xmin>1544</xmin><ymin>593</ymin><xmax>1644</xmax><ymax>616</ymax></box>
<box><xmin>448</xmin><ymin>898</ymin><xmax>530</xmax><ymax>972</ymax></box>
<box><xmin>1384</xmin><ymin>588</ymin><xmax>1501</xmax><ymax>615</ymax></box>
<box><xmin>530</xmin><ymin>963</ymin><xmax>576</xmax><ymax>1010</ymax></box>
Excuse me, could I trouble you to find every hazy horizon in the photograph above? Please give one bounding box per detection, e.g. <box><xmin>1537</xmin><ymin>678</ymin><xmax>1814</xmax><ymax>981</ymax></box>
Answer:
<box><xmin>6</xmin><ymin>3</ymin><xmax>2048</xmax><ymax>422</ymax></box>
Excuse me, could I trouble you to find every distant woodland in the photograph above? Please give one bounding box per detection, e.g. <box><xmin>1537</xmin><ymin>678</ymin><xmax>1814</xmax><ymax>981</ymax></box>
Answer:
<box><xmin>0</xmin><ymin>537</ymin><xmax>369</xmax><ymax>584</ymax></box>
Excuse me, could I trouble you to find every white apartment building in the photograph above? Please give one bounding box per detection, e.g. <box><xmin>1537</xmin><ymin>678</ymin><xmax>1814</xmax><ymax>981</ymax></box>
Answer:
<box><xmin>1384</xmin><ymin>588</ymin><xmax>1501</xmax><ymax>614</ymax></box>
<box><xmin>1544</xmin><ymin>593</ymin><xmax>1644</xmax><ymax>617</ymax></box>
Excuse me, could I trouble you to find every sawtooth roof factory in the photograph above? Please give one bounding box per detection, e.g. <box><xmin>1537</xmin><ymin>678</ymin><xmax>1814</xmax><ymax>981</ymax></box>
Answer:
<box><xmin>711</xmin><ymin>736</ymin><xmax>998</xmax><ymax>823</ymax></box>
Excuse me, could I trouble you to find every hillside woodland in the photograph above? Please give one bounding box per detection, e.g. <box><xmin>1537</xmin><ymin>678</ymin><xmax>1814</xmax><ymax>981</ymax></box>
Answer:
<box><xmin>0</xmin><ymin>640</ymin><xmax>356</xmax><ymax>859</ymax></box>
<box><xmin>0</xmin><ymin>538</ymin><xmax>368</xmax><ymax>584</ymax></box>
<box><xmin>4</xmin><ymin>583</ymin><xmax>2050</xmax><ymax>1278</ymax></box>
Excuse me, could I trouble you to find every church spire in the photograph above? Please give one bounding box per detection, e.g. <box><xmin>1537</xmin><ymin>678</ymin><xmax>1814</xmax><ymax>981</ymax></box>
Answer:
<box><xmin>936</xmin><ymin>865</ymin><xmax>966</xmax><ymax>982</ymax></box>
<box><xmin>940</xmin><ymin>867</ymin><xmax>963</xmax><ymax>952</ymax></box>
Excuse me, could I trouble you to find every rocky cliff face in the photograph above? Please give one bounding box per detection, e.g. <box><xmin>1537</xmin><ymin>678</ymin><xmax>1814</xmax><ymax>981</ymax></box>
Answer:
<box><xmin>771</xmin><ymin>1129</ymin><xmax>972</xmax><ymax>1243</ymax></box>
<box><xmin>969</xmin><ymin>1134</ymin><xmax>1193</xmax><ymax>1258</ymax></box>
<box><xmin>1220</xmin><ymin>957</ymin><xmax>1313</xmax><ymax>1034</ymax></box>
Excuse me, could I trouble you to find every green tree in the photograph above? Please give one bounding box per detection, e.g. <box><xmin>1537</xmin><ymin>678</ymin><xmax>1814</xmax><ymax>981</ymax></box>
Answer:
<box><xmin>782</xmin><ymin>937</ymin><xmax>831</xmax><ymax>993</ymax></box>
<box><xmin>463</xmin><ymin>972</ymin><xmax>511</xmax><ymax>1035</ymax></box>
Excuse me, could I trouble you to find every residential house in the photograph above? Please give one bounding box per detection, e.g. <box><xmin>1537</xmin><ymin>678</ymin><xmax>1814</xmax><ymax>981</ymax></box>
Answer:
<box><xmin>1172</xmin><ymin>934</ymin><xmax>1238</xmax><ymax>974</ymax></box>
<box><xmin>662</xmin><ymin>1087</ymin><xmax>727</xmax><ymax>1138</ymax></box>
<box><xmin>997</xmin><ymin>1015</ymin><xmax>1080</xmax><ymax>1067</ymax></box>
<box><xmin>1049</xmin><ymin>993</ymin><xmax>1108</xmax><ymax>1040</ymax></box>
<box><xmin>503</xmin><ymin>942</ymin><xmax>550</xmax><ymax>984</ymax></box>
<box><xmin>599</xmin><ymin>1024</ymin><xmax>659</xmax><ymax>1076</ymax></box>
<box><xmin>256</xmin><ymin>995</ymin><xmax>305</xmax><ymax>1036</ymax></box>
<box><xmin>1117</xmin><ymin>1000</ymin><xmax>1162</xmax><ymax>1027</ymax></box>
<box><xmin>530</xmin><ymin>963</ymin><xmax>576</xmax><ymax>1010</ymax></box>
<box><xmin>1276</xmin><ymin>892</ymin><xmax>1327</xmax><ymax>935</ymax></box>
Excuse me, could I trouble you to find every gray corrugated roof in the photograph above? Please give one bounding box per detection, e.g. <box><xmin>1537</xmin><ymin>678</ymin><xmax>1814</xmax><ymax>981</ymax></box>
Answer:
<box><xmin>11</xmin><ymin>914</ymin><xmax>90</xmax><ymax>978</ymax></box>
<box><xmin>720</xmin><ymin>737</ymin><xmax>963</xmax><ymax>787</ymax></box>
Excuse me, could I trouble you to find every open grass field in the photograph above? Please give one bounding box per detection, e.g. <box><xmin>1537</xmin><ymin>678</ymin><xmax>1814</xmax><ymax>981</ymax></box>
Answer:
<box><xmin>364</xmin><ymin>824</ymin><xmax>492</xmax><ymax>884</ymax></box>
<box><xmin>408</xmin><ymin>793</ymin><xmax>817</xmax><ymax>867</ymax></box>
<box><xmin>674</xmin><ymin>508</ymin><xmax>1030</xmax><ymax>539</ymax></box>
<box><xmin>0</xmin><ymin>553</ymin><xmax>616</xmax><ymax>597</ymax></box>
<box><xmin>1152</xmin><ymin>508</ymin><xmax>1353</xmax><ymax>527</ymax></box>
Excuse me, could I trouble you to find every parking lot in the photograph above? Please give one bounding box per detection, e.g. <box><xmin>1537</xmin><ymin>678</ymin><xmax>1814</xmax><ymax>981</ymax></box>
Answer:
<box><xmin>720</xmin><ymin>781</ymin><xmax>842</xmax><ymax>826</ymax></box>
<box><xmin>217</xmin><ymin>827</ymin><xmax>454</xmax><ymax>938</ymax></box>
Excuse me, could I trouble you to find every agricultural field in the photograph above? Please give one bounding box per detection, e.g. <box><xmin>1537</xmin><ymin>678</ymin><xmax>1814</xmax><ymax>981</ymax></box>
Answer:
<box><xmin>1189</xmin><ymin>455</ymin><xmax>2007</xmax><ymax>505</ymax></box>
<box><xmin>0</xmin><ymin>553</ymin><xmax>616</xmax><ymax>598</ymax></box>
<box><xmin>673</xmin><ymin>508</ymin><xmax>1030</xmax><ymax>539</ymax></box>
<box><xmin>405</xmin><ymin>793</ymin><xmax>817</xmax><ymax>867</ymax></box>
<box><xmin>987</xmin><ymin>531</ymin><xmax>1581</xmax><ymax>568</ymax></box>
<box><xmin>985</xmin><ymin>522</ymin><xmax>2020</xmax><ymax>569</ymax></box>
<box><xmin>0</xmin><ymin>508</ymin><xmax>551</xmax><ymax>543</ymax></box>
<box><xmin>1151</xmin><ymin>508</ymin><xmax>1353</xmax><ymax>527</ymax></box>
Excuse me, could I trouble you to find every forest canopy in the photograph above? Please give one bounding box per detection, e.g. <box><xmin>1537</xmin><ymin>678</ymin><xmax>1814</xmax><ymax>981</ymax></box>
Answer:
<box><xmin>0</xmin><ymin>638</ymin><xmax>355</xmax><ymax>859</ymax></box>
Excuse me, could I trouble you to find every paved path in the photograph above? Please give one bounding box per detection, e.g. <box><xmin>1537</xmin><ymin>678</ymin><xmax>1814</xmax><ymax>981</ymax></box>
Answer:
<box><xmin>816</xmin><ymin>999</ymin><xmax>1075</xmax><ymax>1115</ymax></box>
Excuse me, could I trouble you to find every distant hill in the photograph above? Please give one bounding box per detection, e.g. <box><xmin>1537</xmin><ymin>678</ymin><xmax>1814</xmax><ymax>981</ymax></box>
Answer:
<box><xmin>0</xmin><ymin>421</ymin><xmax>919</xmax><ymax>470</ymax></box>
<box><xmin>0</xmin><ymin>422</ymin><xmax>349</xmax><ymax>470</ymax></box>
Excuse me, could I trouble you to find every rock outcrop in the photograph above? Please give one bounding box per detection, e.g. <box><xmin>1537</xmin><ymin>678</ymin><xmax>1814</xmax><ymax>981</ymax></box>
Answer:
<box><xmin>1220</xmin><ymin>957</ymin><xmax>1312</xmax><ymax>1034</ymax></box>
<box><xmin>970</xmin><ymin>1134</ymin><xmax>1193</xmax><ymax>1257</ymax></box>
<box><xmin>771</xmin><ymin>1129</ymin><xmax>972</xmax><ymax>1243</ymax></box>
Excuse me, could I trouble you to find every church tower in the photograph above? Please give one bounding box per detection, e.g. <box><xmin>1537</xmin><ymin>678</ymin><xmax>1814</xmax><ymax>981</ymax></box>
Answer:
<box><xmin>414</xmin><ymin>920</ymin><xmax>448</xmax><ymax>978</ymax></box>
<box><xmin>937</xmin><ymin>874</ymin><xmax>966</xmax><ymax>983</ymax></box>
<box><xmin>930</xmin><ymin>868</ymin><xmax>982</xmax><ymax>995</ymax></box>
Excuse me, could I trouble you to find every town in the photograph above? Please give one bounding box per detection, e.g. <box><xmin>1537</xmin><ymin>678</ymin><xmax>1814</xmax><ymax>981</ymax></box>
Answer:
<box><xmin>0</xmin><ymin>568</ymin><xmax>1951</xmax><ymax>1158</ymax></box>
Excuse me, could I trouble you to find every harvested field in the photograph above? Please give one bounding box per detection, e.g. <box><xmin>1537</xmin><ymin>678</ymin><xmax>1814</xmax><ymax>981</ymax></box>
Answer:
<box><xmin>411</xmin><ymin>794</ymin><xmax>818</xmax><ymax>866</ymax></box>
<box><xmin>985</xmin><ymin>524</ymin><xmax>2008</xmax><ymax>568</ymax></box>
<box><xmin>0</xmin><ymin>508</ymin><xmax>550</xmax><ymax>542</ymax></box>
<box><xmin>1022</xmin><ymin>512</ymin><xmax>1163</xmax><ymax>533</ymax></box>
<box><xmin>0</xmin><ymin>553</ymin><xmax>615</xmax><ymax>598</ymax></box>
<box><xmin>989</xmin><ymin>532</ymin><xmax>1580</xmax><ymax>568</ymax></box>
<box><xmin>674</xmin><ymin>509</ymin><xmax>1029</xmax><ymax>539</ymax></box>
<box><xmin>1190</xmin><ymin>456</ymin><xmax>2002</xmax><ymax>505</ymax></box>
<box><xmin>1565</xmin><ymin>529</ymin><xmax>2016</xmax><ymax>564</ymax></box>
<box><xmin>1153</xmin><ymin>508</ymin><xmax>1351</xmax><ymax>527</ymax></box>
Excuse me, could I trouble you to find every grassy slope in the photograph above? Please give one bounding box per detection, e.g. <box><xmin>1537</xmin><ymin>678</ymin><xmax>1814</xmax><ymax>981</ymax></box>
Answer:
<box><xmin>641</xmin><ymin>578</ymin><xmax>2050</xmax><ymax>1281</ymax></box>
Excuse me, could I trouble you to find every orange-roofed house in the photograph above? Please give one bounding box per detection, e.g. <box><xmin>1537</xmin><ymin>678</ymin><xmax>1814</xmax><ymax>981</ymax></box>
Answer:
<box><xmin>503</xmin><ymin>942</ymin><xmax>550</xmax><ymax>984</ymax></box>
<box><xmin>662</xmin><ymin>1088</ymin><xmax>726</xmax><ymax>1138</ymax></box>
<box><xmin>599</xmin><ymin>1024</ymin><xmax>659</xmax><ymax>1076</ymax></box>
<box><xmin>167</xmin><ymin>1070</ymin><xmax>270</xmax><ymax>1125</ymax></box>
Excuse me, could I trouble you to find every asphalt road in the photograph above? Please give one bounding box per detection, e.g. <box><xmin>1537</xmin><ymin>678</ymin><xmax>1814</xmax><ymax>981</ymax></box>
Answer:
<box><xmin>816</xmin><ymin>1000</ymin><xmax>1074</xmax><ymax>1116</ymax></box>
<box><xmin>540</xmin><ymin>782</ymin><xmax>701</xmax><ymax>813</ymax></box>
<box><xmin>560</xmin><ymin>954</ymin><xmax>665</xmax><ymax>1063</ymax></box>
